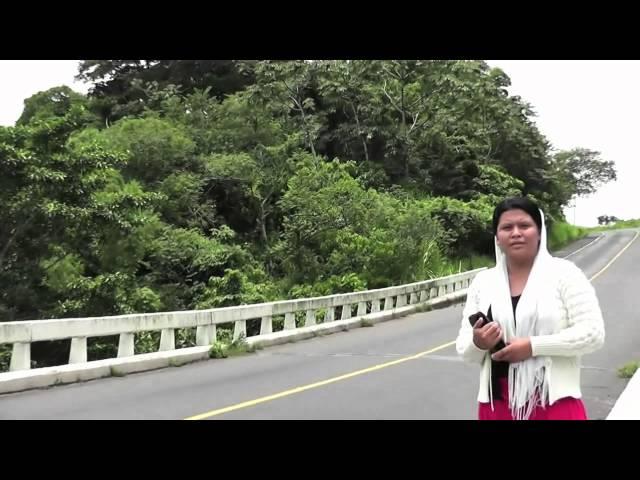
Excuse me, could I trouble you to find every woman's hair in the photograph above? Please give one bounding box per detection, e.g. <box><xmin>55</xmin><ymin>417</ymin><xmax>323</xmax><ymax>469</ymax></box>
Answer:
<box><xmin>492</xmin><ymin>197</ymin><xmax>542</xmax><ymax>235</ymax></box>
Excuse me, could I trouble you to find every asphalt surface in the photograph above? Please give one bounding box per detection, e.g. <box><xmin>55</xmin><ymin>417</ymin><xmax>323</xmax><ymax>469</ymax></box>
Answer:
<box><xmin>0</xmin><ymin>229</ymin><xmax>637</xmax><ymax>419</ymax></box>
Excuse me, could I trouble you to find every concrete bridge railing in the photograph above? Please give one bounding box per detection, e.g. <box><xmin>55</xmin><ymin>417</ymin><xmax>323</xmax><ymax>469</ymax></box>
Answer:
<box><xmin>0</xmin><ymin>269</ymin><xmax>483</xmax><ymax>393</ymax></box>
<box><xmin>2</xmin><ymin>268</ymin><xmax>484</xmax><ymax>371</ymax></box>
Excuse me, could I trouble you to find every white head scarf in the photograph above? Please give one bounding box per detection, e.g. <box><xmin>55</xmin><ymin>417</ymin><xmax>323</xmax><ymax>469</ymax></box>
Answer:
<box><xmin>490</xmin><ymin>207</ymin><xmax>555</xmax><ymax>420</ymax></box>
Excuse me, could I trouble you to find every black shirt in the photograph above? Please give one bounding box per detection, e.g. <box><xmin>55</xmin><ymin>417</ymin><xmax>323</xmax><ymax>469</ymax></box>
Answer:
<box><xmin>490</xmin><ymin>295</ymin><xmax>521</xmax><ymax>400</ymax></box>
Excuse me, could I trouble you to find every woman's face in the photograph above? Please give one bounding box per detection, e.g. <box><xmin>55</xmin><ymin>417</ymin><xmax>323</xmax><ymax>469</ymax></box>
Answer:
<box><xmin>496</xmin><ymin>208</ymin><xmax>540</xmax><ymax>262</ymax></box>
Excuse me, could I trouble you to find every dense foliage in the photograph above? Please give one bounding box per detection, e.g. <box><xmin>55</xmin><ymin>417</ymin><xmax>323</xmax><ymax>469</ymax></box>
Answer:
<box><xmin>0</xmin><ymin>60</ymin><xmax>616</xmax><ymax>368</ymax></box>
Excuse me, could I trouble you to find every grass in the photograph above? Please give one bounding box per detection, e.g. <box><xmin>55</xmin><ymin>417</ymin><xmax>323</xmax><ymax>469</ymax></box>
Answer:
<box><xmin>548</xmin><ymin>221</ymin><xmax>590</xmax><ymax>252</ymax></box>
<box><xmin>360</xmin><ymin>319</ymin><xmax>374</xmax><ymax>327</ymax></box>
<box><xmin>424</xmin><ymin>252</ymin><xmax>495</xmax><ymax>279</ymax></box>
<box><xmin>617</xmin><ymin>361</ymin><xmax>640</xmax><ymax>379</ymax></box>
<box><xmin>590</xmin><ymin>218</ymin><xmax>640</xmax><ymax>233</ymax></box>
<box><xmin>208</xmin><ymin>335</ymin><xmax>258</xmax><ymax>359</ymax></box>
<box><xmin>448</xmin><ymin>255</ymin><xmax>495</xmax><ymax>273</ymax></box>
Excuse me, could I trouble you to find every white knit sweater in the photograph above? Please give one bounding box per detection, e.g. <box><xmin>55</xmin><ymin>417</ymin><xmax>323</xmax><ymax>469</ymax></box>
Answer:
<box><xmin>456</xmin><ymin>258</ymin><xmax>605</xmax><ymax>405</ymax></box>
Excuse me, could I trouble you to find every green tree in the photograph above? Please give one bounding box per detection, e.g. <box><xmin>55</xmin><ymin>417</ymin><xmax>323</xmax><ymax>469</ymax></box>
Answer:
<box><xmin>279</xmin><ymin>157</ymin><xmax>442</xmax><ymax>288</ymax></box>
<box><xmin>204</xmin><ymin>137</ymin><xmax>301</xmax><ymax>245</ymax></box>
<box><xmin>0</xmin><ymin>123</ymin><xmax>132</xmax><ymax>320</ymax></box>
<box><xmin>17</xmin><ymin>86</ymin><xmax>98</xmax><ymax>128</ymax></box>
<box><xmin>77</xmin><ymin>60</ymin><xmax>257</xmax><ymax>123</ymax></box>
<box><xmin>552</xmin><ymin>148</ymin><xmax>617</xmax><ymax>198</ymax></box>
<box><xmin>251</xmin><ymin>61</ymin><xmax>323</xmax><ymax>156</ymax></box>
<box><xmin>72</xmin><ymin>118</ymin><xmax>198</xmax><ymax>186</ymax></box>
<box><xmin>316</xmin><ymin>60</ymin><xmax>379</xmax><ymax>164</ymax></box>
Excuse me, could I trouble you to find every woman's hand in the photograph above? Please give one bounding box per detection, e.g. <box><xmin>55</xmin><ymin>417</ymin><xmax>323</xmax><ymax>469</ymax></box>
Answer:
<box><xmin>472</xmin><ymin>319</ymin><xmax>503</xmax><ymax>350</ymax></box>
<box><xmin>491</xmin><ymin>337</ymin><xmax>532</xmax><ymax>362</ymax></box>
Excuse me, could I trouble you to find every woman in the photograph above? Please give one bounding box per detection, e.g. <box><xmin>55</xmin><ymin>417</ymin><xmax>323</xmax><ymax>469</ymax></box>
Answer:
<box><xmin>455</xmin><ymin>197</ymin><xmax>605</xmax><ymax>420</ymax></box>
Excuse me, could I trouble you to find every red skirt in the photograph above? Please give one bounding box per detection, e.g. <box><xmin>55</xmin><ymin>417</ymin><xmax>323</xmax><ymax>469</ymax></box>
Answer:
<box><xmin>478</xmin><ymin>378</ymin><xmax>588</xmax><ymax>420</ymax></box>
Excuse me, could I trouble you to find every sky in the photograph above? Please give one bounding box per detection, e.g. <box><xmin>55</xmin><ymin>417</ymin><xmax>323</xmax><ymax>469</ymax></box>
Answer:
<box><xmin>1</xmin><ymin>60</ymin><xmax>638</xmax><ymax>227</ymax></box>
<box><xmin>487</xmin><ymin>60</ymin><xmax>640</xmax><ymax>226</ymax></box>
<box><xmin>0</xmin><ymin>60</ymin><xmax>90</xmax><ymax>121</ymax></box>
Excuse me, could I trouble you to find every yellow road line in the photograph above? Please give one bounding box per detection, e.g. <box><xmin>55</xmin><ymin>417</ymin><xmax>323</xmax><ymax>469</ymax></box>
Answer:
<box><xmin>186</xmin><ymin>230</ymin><xmax>639</xmax><ymax>420</ymax></box>
<box><xmin>589</xmin><ymin>231</ymin><xmax>639</xmax><ymax>281</ymax></box>
<box><xmin>184</xmin><ymin>340</ymin><xmax>456</xmax><ymax>420</ymax></box>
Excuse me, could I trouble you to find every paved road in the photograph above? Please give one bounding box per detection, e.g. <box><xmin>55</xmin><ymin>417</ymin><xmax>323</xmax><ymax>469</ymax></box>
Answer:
<box><xmin>0</xmin><ymin>229</ymin><xmax>637</xmax><ymax>419</ymax></box>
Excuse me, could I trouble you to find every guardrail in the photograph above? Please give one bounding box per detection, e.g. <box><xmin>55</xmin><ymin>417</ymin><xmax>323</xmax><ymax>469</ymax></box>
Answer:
<box><xmin>1</xmin><ymin>268</ymin><xmax>484</xmax><ymax>372</ymax></box>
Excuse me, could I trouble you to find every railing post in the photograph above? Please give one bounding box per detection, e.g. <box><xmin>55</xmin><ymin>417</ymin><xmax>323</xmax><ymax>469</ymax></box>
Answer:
<box><xmin>233</xmin><ymin>320</ymin><xmax>247</xmax><ymax>340</ymax></box>
<box><xmin>324</xmin><ymin>307</ymin><xmax>335</xmax><ymax>322</ymax></box>
<box><xmin>305</xmin><ymin>309</ymin><xmax>316</xmax><ymax>327</ymax></box>
<box><xmin>160</xmin><ymin>328</ymin><xmax>175</xmax><ymax>351</ymax></box>
<box><xmin>261</xmin><ymin>316</ymin><xmax>273</xmax><ymax>334</ymax></box>
<box><xmin>357</xmin><ymin>301</ymin><xmax>367</xmax><ymax>316</ymax></box>
<box><xmin>118</xmin><ymin>333</ymin><xmax>135</xmax><ymax>357</ymax></box>
<box><xmin>69</xmin><ymin>337</ymin><xmax>87</xmax><ymax>364</ymax></box>
<box><xmin>371</xmin><ymin>298</ymin><xmax>380</xmax><ymax>313</ymax></box>
<box><xmin>410</xmin><ymin>292</ymin><xmax>418</xmax><ymax>304</ymax></box>
<box><xmin>10</xmin><ymin>342</ymin><xmax>31</xmax><ymax>371</ymax></box>
<box><xmin>284</xmin><ymin>312</ymin><xmax>296</xmax><ymax>330</ymax></box>
<box><xmin>196</xmin><ymin>311</ymin><xmax>216</xmax><ymax>346</ymax></box>
<box><xmin>384</xmin><ymin>297</ymin><xmax>394</xmax><ymax>310</ymax></box>
<box><xmin>396</xmin><ymin>294</ymin><xmax>407</xmax><ymax>307</ymax></box>
<box><xmin>341</xmin><ymin>304</ymin><xmax>351</xmax><ymax>320</ymax></box>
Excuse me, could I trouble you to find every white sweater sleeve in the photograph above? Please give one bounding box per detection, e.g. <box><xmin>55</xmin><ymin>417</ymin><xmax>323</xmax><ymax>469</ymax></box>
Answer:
<box><xmin>530</xmin><ymin>261</ymin><xmax>605</xmax><ymax>357</ymax></box>
<box><xmin>456</xmin><ymin>272</ymin><xmax>489</xmax><ymax>364</ymax></box>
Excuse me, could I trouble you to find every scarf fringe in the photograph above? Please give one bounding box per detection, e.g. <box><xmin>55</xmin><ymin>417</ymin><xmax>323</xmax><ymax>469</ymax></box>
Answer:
<box><xmin>508</xmin><ymin>363</ymin><xmax>549</xmax><ymax>420</ymax></box>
